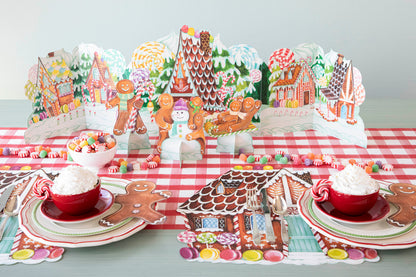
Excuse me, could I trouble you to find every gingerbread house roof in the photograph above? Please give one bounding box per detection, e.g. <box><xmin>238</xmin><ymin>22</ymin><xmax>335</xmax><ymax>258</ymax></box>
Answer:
<box><xmin>38</xmin><ymin>53</ymin><xmax>73</xmax><ymax>85</ymax></box>
<box><xmin>271</xmin><ymin>61</ymin><xmax>317</xmax><ymax>91</ymax></box>
<box><xmin>321</xmin><ymin>54</ymin><xmax>350</xmax><ymax>101</ymax></box>
<box><xmin>177</xmin><ymin>168</ymin><xmax>313</xmax><ymax>216</ymax></box>
<box><xmin>166</xmin><ymin>29</ymin><xmax>224</xmax><ymax>111</ymax></box>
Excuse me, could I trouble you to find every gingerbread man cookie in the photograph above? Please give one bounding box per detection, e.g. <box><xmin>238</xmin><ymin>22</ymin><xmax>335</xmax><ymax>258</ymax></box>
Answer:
<box><xmin>99</xmin><ymin>181</ymin><xmax>171</xmax><ymax>226</ymax></box>
<box><xmin>155</xmin><ymin>93</ymin><xmax>174</xmax><ymax>153</ymax></box>
<box><xmin>106</xmin><ymin>79</ymin><xmax>146</xmax><ymax>136</ymax></box>
<box><xmin>385</xmin><ymin>183</ymin><xmax>416</xmax><ymax>227</ymax></box>
<box><xmin>186</xmin><ymin>112</ymin><xmax>206</xmax><ymax>154</ymax></box>
<box><xmin>188</xmin><ymin>96</ymin><xmax>204</xmax><ymax>130</ymax></box>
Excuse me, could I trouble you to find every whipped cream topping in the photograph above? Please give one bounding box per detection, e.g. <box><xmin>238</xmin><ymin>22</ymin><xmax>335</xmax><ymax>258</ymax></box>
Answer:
<box><xmin>52</xmin><ymin>165</ymin><xmax>98</xmax><ymax>195</ymax></box>
<box><xmin>329</xmin><ymin>164</ymin><xmax>379</xmax><ymax>195</ymax></box>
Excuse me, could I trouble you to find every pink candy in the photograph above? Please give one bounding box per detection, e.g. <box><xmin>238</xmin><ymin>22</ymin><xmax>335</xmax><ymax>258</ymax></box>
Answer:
<box><xmin>140</xmin><ymin>162</ymin><xmax>148</xmax><ymax>170</ymax></box>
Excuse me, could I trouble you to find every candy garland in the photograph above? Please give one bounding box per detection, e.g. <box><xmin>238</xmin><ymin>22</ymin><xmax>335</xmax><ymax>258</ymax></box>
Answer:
<box><xmin>237</xmin><ymin>151</ymin><xmax>394</xmax><ymax>173</ymax></box>
<box><xmin>0</xmin><ymin>145</ymin><xmax>68</xmax><ymax>170</ymax></box>
<box><xmin>107</xmin><ymin>154</ymin><xmax>161</xmax><ymax>174</ymax></box>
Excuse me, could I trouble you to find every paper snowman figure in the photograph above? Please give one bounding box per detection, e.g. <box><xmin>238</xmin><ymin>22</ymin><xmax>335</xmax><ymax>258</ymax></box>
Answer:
<box><xmin>169</xmin><ymin>99</ymin><xmax>191</xmax><ymax>139</ymax></box>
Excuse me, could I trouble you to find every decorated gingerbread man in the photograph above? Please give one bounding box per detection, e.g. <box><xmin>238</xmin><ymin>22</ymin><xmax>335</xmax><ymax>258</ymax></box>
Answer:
<box><xmin>106</xmin><ymin>79</ymin><xmax>146</xmax><ymax>135</ymax></box>
<box><xmin>186</xmin><ymin>112</ymin><xmax>206</xmax><ymax>154</ymax></box>
<box><xmin>188</xmin><ymin>96</ymin><xmax>204</xmax><ymax>130</ymax></box>
<box><xmin>385</xmin><ymin>183</ymin><xmax>416</xmax><ymax>227</ymax></box>
<box><xmin>99</xmin><ymin>181</ymin><xmax>171</xmax><ymax>226</ymax></box>
<box><xmin>155</xmin><ymin>93</ymin><xmax>174</xmax><ymax>153</ymax></box>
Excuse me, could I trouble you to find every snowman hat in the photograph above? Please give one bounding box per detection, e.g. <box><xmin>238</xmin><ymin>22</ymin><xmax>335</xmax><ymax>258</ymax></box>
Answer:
<box><xmin>173</xmin><ymin>99</ymin><xmax>188</xmax><ymax>111</ymax></box>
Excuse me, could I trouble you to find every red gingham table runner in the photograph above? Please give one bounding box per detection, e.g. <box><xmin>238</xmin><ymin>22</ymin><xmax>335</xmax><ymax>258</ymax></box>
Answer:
<box><xmin>0</xmin><ymin>128</ymin><xmax>415</xmax><ymax>230</ymax></box>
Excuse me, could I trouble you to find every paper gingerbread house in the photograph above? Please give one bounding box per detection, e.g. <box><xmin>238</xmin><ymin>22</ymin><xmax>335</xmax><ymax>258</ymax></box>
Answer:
<box><xmin>164</xmin><ymin>27</ymin><xmax>224</xmax><ymax>112</ymax></box>
<box><xmin>177</xmin><ymin>169</ymin><xmax>313</xmax><ymax>253</ymax></box>
<box><xmin>36</xmin><ymin>52</ymin><xmax>74</xmax><ymax>117</ymax></box>
<box><xmin>83</xmin><ymin>52</ymin><xmax>117</xmax><ymax>104</ymax></box>
<box><xmin>269</xmin><ymin>61</ymin><xmax>316</xmax><ymax>108</ymax></box>
<box><xmin>320</xmin><ymin>54</ymin><xmax>356</xmax><ymax>124</ymax></box>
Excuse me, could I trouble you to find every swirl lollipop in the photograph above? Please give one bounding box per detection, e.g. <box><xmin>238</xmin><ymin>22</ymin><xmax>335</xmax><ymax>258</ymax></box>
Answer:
<box><xmin>196</xmin><ymin>232</ymin><xmax>217</xmax><ymax>249</ymax></box>
<box><xmin>216</xmin><ymin>232</ymin><xmax>238</xmax><ymax>247</ymax></box>
<box><xmin>177</xmin><ymin>231</ymin><xmax>199</xmax><ymax>260</ymax></box>
<box><xmin>177</xmin><ymin>230</ymin><xmax>197</xmax><ymax>246</ymax></box>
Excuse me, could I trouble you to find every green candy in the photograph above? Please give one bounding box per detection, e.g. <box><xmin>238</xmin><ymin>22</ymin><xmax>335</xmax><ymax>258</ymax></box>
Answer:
<box><xmin>120</xmin><ymin>165</ymin><xmax>127</xmax><ymax>173</ymax></box>
<box><xmin>67</xmin><ymin>153</ymin><xmax>73</xmax><ymax>161</ymax></box>
<box><xmin>274</xmin><ymin>154</ymin><xmax>282</xmax><ymax>161</ymax></box>
<box><xmin>39</xmin><ymin>150</ymin><xmax>48</xmax><ymax>158</ymax></box>
<box><xmin>87</xmin><ymin>137</ymin><xmax>95</xmax><ymax>145</ymax></box>
<box><xmin>279</xmin><ymin>157</ymin><xmax>288</xmax><ymax>164</ymax></box>
<box><xmin>260</xmin><ymin>157</ymin><xmax>268</xmax><ymax>164</ymax></box>
<box><xmin>372</xmin><ymin>164</ymin><xmax>379</xmax><ymax>172</ymax></box>
<box><xmin>246</xmin><ymin>155</ymin><xmax>255</xmax><ymax>163</ymax></box>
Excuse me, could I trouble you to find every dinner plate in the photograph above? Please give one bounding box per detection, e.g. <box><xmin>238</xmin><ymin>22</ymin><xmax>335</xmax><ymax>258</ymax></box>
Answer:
<box><xmin>298</xmin><ymin>188</ymin><xmax>416</xmax><ymax>249</ymax></box>
<box><xmin>314</xmin><ymin>195</ymin><xmax>390</xmax><ymax>225</ymax></box>
<box><xmin>18</xmin><ymin>177</ymin><xmax>148</xmax><ymax>248</ymax></box>
<box><xmin>40</xmin><ymin>188</ymin><xmax>114</xmax><ymax>224</ymax></box>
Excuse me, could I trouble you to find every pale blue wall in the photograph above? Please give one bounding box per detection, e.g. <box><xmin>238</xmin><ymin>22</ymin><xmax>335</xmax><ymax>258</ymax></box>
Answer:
<box><xmin>0</xmin><ymin>0</ymin><xmax>414</xmax><ymax>100</ymax></box>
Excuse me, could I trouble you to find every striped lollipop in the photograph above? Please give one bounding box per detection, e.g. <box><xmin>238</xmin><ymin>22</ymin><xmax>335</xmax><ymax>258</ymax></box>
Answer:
<box><xmin>268</xmin><ymin>48</ymin><xmax>295</xmax><ymax>71</ymax></box>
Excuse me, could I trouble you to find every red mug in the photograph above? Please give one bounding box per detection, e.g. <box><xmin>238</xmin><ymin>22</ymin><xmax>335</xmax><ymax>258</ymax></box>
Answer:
<box><xmin>33</xmin><ymin>178</ymin><xmax>101</xmax><ymax>215</ymax></box>
<box><xmin>312</xmin><ymin>179</ymin><xmax>379</xmax><ymax>216</ymax></box>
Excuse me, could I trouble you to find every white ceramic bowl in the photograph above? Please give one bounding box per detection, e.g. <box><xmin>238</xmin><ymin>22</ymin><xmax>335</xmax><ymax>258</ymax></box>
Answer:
<box><xmin>67</xmin><ymin>141</ymin><xmax>117</xmax><ymax>171</ymax></box>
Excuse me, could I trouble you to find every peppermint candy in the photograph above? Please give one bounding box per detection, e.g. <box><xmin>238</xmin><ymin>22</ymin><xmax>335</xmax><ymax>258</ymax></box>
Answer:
<box><xmin>33</xmin><ymin>178</ymin><xmax>53</xmax><ymax>200</ymax></box>
<box><xmin>313</xmin><ymin>159</ymin><xmax>323</xmax><ymax>166</ymax></box>
<box><xmin>322</xmin><ymin>154</ymin><xmax>333</xmax><ymax>165</ymax></box>
<box><xmin>48</xmin><ymin>151</ymin><xmax>59</xmax><ymax>158</ymax></box>
<box><xmin>311</xmin><ymin>179</ymin><xmax>331</xmax><ymax>202</ymax></box>
<box><xmin>108</xmin><ymin>166</ymin><xmax>119</xmax><ymax>173</ymax></box>
<box><xmin>30</xmin><ymin>152</ymin><xmax>40</xmax><ymax>159</ymax></box>
<box><xmin>382</xmin><ymin>164</ymin><xmax>394</xmax><ymax>171</ymax></box>
<box><xmin>146</xmin><ymin>154</ymin><xmax>154</xmax><ymax>162</ymax></box>
<box><xmin>148</xmin><ymin>161</ymin><xmax>158</xmax><ymax>169</ymax></box>
<box><xmin>18</xmin><ymin>150</ymin><xmax>30</xmax><ymax>158</ymax></box>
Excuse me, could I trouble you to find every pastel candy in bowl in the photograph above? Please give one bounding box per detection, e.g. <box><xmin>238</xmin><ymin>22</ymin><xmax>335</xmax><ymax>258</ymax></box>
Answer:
<box><xmin>67</xmin><ymin>132</ymin><xmax>117</xmax><ymax>170</ymax></box>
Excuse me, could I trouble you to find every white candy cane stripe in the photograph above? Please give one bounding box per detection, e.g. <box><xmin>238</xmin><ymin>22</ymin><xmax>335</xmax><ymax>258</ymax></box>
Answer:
<box><xmin>313</xmin><ymin>229</ymin><xmax>328</xmax><ymax>254</ymax></box>
<box><xmin>232</xmin><ymin>215</ymin><xmax>241</xmax><ymax>251</ymax></box>
<box><xmin>10</xmin><ymin>229</ymin><xmax>23</xmax><ymax>254</ymax></box>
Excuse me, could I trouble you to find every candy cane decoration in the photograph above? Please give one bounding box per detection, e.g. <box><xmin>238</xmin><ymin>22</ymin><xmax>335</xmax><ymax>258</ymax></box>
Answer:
<box><xmin>233</xmin><ymin>215</ymin><xmax>242</xmax><ymax>251</ymax></box>
<box><xmin>33</xmin><ymin>178</ymin><xmax>53</xmax><ymax>200</ymax></box>
<box><xmin>215</xmin><ymin>71</ymin><xmax>236</xmax><ymax>103</ymax></box>
<box><xmin>81</xmin><ymin>85</ymin><xmax>88</xmax><ymax>106</ymax></box>
<box><xmin>311</xmin><ymin>179</ymin><xmax>331</xmax><ymax>202</ymax></box>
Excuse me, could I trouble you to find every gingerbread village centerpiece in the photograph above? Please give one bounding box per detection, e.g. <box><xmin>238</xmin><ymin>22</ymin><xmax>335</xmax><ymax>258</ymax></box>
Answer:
<box><xmin>24</xmin><ymin>25</ymin><xmax>368</xmax><ymax>159</ymax></box>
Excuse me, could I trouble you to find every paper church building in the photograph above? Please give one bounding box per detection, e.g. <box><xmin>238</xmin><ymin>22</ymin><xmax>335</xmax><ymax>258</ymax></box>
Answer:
<box><xmin>320</xmin><ymin>54</ymin><xmax>356</xmax><ymax>124</ymax></box>
<box><xmin>164</xmin><ymin>27</ymin><xmax>224</xmax><ymax>112</ymax></box>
